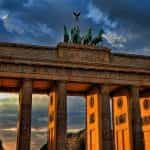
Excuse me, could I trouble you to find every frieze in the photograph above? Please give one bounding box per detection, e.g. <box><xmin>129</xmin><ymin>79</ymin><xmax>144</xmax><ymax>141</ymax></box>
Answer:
<box><xmin>0</xmin><ymin>63</ymin><xmax>150</xmax><ymax>86</ymax></box>
<box><xmin>0</xmin><ymin>43</ymin><xmax>150</xmax><ymax>71</ymax></box>
<box><xmin>111</xmin><ymin>54</ymin><xmax>150</xmax><ymax>68</ymax></box>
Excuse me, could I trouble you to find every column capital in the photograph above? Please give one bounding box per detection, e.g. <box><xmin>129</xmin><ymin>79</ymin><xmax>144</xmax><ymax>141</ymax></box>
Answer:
<box><xmin>129</xmin><ymin>85</ymin><xmax>140</xmax><ymax>101</ymax></box>
<box><xmin>22</xmin><ymin>78</ymin><xmax>33</xmax><ymax>84</ymax></box>
<box><xmin>20</xmin><ymin>79</ymin><xmax>32</xmax><ymax>91</ymax></box>
<box><xmin>101</xmin><ymin>84</ymin><xmax>110</xmax><ymax>94</ymax></box>
<box><xmin>129</xmin><ymin>85</ymin><xmax>140</xmax><ymax>91</ymax></box>
<box><xmin>56</xmin><ymin>80</ymin><xmax>67</xmax><ymax>84</ymax></box>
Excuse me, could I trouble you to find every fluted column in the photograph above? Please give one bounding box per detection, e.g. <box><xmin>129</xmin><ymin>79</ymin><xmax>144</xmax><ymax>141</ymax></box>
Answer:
<box><xmin>56</xmin><ymin>81</ymin><xmax>67</xmax><ymax>150</ymax></box>
<box><xmin>48</xmin><ymin>81</ymin><xmax>67</xmax><ymax>150</ymax></box>
<box><xmin>130</xmin><ymin>86</ymin><xmax>144</xmax><ymax>150</ymax></box>
<box><xmin>112</xmin><ymin>87</ymin><xmax>133</xmax><ymax>150</ymax></box>
<box><xmin>17</xmin><ymin>79</ymin><xmax>32</xmax><ymax>150</ymax></box>
<box><xmin>100</xmin><ymin>84</ymin><xmax>112</xmax><ymax>150</ymax></box>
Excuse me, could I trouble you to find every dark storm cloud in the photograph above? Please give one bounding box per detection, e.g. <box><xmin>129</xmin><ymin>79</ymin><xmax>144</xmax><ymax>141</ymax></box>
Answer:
<box><xmin>91</xmin><ymin>0</ymin><xmax>150</xmax><ymax>54</ymax></box>
<box><xmin>91</xmin><ymin>0</ymin><xmax>150</xmax><ymax>29</ymax></box>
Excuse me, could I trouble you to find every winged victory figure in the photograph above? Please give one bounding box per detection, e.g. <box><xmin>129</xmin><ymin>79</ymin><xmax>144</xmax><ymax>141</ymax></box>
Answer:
<box><xmin>73</xmin><ymin>11</ymin><xmax>81</xmax><ymax>21</ymax></box>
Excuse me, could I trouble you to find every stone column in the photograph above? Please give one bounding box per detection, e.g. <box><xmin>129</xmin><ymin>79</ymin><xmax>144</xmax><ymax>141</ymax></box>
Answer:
<box><xmin>48</xmin><ymin>81</ymin><xmax>67</xmax><ymax>150</ymax></box>
<box><xmin>17</xmin><ymin>79</ymin><xmax>32</xmax><ymax>150</ymax></box>
<box><xmin>100</xmin><ymin>84</ymin><xmax>112</xmax><ymax>150</ymax></box>
<box><xmin>56</xmin><ymin>81</ymin><xmax>67</xmax><ymax>150</ymax></box>
<box><xmin>130</xmin><ymin>86</ymin><xmax>144</xmax><ymax>150</ymax></box>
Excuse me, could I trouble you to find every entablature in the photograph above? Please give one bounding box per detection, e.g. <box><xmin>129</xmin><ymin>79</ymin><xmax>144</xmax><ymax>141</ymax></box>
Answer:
<box><xmin>0</xmin><ymin>42</ymin><xmax>150</xmax><ymax>75</ymax></box>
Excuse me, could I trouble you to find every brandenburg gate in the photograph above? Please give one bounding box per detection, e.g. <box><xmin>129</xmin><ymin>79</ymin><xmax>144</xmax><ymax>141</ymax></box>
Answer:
<box><xmin>0</xmin><ymin>42</ymin><xmax>150</xmax><ymax>150</ymax></box>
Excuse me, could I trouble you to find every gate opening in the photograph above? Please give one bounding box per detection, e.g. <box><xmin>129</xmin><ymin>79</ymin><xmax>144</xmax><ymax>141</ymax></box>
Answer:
<box><xmin>0</xmin><ymin>93</ymin><xmax>18</xmax><ymax>150</ymax></box>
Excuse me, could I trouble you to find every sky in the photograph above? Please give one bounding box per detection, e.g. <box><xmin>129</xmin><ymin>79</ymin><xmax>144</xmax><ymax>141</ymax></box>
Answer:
<box><xmin>0</xmin><ymin>0</ymin><xmax>150</xmax><ymax>149</ymax></box>
<box><xmin>0</xmin><ymin>0</ymin><xmax>150</xmax><ymax>55</ymax></box>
